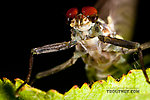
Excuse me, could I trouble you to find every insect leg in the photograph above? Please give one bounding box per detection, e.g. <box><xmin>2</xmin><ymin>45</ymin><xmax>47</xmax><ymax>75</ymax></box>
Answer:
<box><xmin>36</xmin><ymin>51</ymin><xmax>80</xmax><ymax>79</ymax></box>
<box><xmin>16</xmin><ymin>53</ymin><xmax>33</xmax><ymax>94</ymax></box>
<box><xmin>28</xmin><ymin>40</ymin><xmax>77</xmax><ymax>81</ymax></box>
<box><xmin>32</xmin><ymin>40</ymin><xmax>77</xmax><ymax>54</ymax></box>
<box><xmin>16</xmin><ymin>41</ymin><xmax>77</xmax><ymax>93</ymax></box>
<box><xmin>98</xmin><ymin>35</ymin><xmax>140</xmax><ymax>49</ymax></box>
<box><xmin>123</xmin><ymin>41</ymin><xmax>150</xmax><ymax>54</ymax></box>
<box><xmin>98</xmin><ymin>35</ymin><xmax>150</xmax><ymax>84</ymax></box>
<box><xmin>138</xmin><ymin>48</ymin><xmax>150</xmax><ymax>84</ymax></box>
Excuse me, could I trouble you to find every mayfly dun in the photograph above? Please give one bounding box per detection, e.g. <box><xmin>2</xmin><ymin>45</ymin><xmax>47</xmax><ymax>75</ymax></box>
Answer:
<box><xmin>16</xmin><ymin>5</ymin><xmax>150</xmax><ymax>92</ymax></box>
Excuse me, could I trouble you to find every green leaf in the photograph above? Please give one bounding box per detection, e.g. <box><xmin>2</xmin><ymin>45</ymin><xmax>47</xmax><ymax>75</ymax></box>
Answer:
<box><xmin>0</xmin><ymin>68</ymin><xmax>150</xmax><ymax>100</ymax></box>
<box><xmin>0</xmin><ymin>77</ymin><xmax>16</xmax><ymax>100</ymax></box>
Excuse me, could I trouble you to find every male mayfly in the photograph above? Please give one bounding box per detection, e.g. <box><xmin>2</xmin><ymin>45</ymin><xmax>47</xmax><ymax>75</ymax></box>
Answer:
<box><xmin>17</xmin><ymin>6</ymin><xmax>150</xmax><ymax>92</ymax></box>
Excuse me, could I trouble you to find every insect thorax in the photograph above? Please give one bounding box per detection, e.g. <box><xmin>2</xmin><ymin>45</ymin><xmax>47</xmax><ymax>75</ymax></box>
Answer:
<box><xmin>70</xmin><ymin>15</ymin><xmax>127</xmax><ymax>80</ymax></box>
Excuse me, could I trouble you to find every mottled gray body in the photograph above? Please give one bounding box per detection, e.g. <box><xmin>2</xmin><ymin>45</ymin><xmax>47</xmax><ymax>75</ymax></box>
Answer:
<box><xmin>70</xmin><ymin>16</ymin><xmax>126</xmax><ymax>80</ymax></box>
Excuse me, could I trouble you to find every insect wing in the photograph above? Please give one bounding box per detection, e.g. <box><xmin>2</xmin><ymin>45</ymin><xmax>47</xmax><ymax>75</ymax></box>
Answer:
<box><xmin>94</xmin><ymin>0</ymin><xmax>138</xmax><ymax>40</ymax></box>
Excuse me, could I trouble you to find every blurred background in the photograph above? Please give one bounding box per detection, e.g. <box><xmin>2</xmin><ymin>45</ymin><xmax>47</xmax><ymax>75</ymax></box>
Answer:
<box><xmin>1</xmin><ymin>0</ymin><xmax>150</xmax><ymax>93</ymax></box>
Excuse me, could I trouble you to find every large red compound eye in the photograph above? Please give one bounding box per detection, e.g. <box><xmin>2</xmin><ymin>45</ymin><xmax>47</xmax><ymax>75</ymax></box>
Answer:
<box><xmin>66</xmin><ymin>8</ymin><xmax>78</xmax><ymax>18</ymax></box>
<box><xmin>82</xmin><ymin>6</ymin><xmax>97</xmax><ymax>16</ymax></box>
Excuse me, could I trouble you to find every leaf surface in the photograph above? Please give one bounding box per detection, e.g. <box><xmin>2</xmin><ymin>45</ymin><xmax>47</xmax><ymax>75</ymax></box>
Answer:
<box><xmin>0</xmin><ymin>68</ymin><xmax>150</xmax><ymax>100</ymax></box>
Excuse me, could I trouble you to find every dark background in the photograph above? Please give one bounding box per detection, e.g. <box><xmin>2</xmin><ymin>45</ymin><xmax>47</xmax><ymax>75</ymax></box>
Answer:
<box><xmin>1</xmin><ymin>0</ymin><xmax>150</xmax><ymax>94</ymax></box>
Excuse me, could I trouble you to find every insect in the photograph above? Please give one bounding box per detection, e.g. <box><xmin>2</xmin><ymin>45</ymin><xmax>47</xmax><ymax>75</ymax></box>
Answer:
<box><xmin>16</xmin><ymin>6</ymin><xmax>150</xmax><ymax>92</ymax></box>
